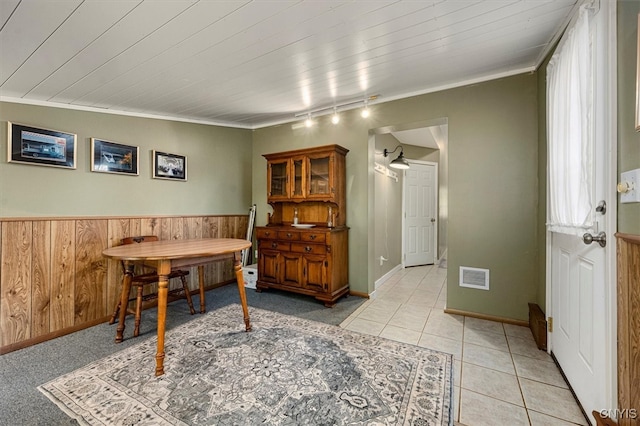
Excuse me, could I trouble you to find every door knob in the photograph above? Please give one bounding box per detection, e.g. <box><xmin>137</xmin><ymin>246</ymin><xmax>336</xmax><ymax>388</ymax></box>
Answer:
<box><xmin>582</xmin><ymin>232</ymin><xmax>606</xmax><ymax>247</ymax></box>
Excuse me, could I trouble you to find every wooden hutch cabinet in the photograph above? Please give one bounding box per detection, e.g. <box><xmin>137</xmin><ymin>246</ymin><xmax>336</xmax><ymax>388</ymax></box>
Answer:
<box><xmin>256</xmin><ymin>144</ymin><xmax>349</xmax><ymax>307</ymax></box>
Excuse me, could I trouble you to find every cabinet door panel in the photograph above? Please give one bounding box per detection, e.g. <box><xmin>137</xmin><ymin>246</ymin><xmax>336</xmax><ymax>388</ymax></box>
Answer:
<box><xmin>282</xmin><ymin>252</ymin><xmax>303</xmax><ymax>288</ymax></box>
<box><xmin>267</xmin><ymin>159</ymin><xmax>290</xmax><ymax>200</ymax></box>
<box><xmin>303</xmin><ymin>255</ymin><xmax>327</xmax><ymax>293</ymax></box>
<box><xmin>259</xmin><ymin>250</ymin><xmax>280</xmax><ymax>283</ymax></box>
<box><xmin>307</xmin><ymin>154</ymin><xmax>333</xmax><ymax>200</ymax></box>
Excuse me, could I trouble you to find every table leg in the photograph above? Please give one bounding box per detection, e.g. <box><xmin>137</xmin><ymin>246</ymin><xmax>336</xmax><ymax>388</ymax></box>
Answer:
<box><xmin>115</xmin><ymin>262</ymin><xmax>134</xmax><ymax>343</ymax></box>
<box><xmin>234</xmin><ymin>253</ymin><xmax>252</xmax><ymax>332</ymax></box>
<box><xmin>198</xmin><ymin>265</ymin><xmax>205</xmax><ymax>313</ymax></box>
<box><xmin>155</xmin><ymin>259</ymin><xmax>170</xmax><ymax>377</ymax></box>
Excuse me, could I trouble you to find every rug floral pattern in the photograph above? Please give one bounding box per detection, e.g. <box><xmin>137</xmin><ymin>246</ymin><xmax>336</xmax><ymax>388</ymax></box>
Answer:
<box><xmin>39</xmin><ymin>305</ymin><xmax>453</xmax><ymax>425</ymax></box>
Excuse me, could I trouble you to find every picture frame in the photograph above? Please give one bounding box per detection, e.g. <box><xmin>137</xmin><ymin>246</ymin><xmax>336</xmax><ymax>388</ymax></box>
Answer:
<box><xmin>152</xmin><ymin>150</ymin><xmax>187</xmax><ymax>181</ymax></box>
<box><xmin>90</xmin><ymin>138</ymin><xmax>139</xmax><ymax>175</ymax></box>
<box><xmin>7</xmin><ymin>121</ymin><xmax>76</xmax><ymax>169</ymax></box>
<box><xmin>636</xmin><ymin>13</ymin><xmax>640</xmax><ymax>131</ymax></box>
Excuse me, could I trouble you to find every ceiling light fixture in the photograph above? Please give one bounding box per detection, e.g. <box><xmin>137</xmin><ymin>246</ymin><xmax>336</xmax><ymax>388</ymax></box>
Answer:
<box><xmin>361</xmin><ymin>100</ymin><xmax>370</xmax><ymax>118</ymax></box>
<box><xmin>383</xmin><ymin>145</ymin><xmax>410</xmax><ymax>170</ymax></box>
<box><xmin>331</xmin><ymin>107</ymin><xmax>340</xmax><ymax>124</ymax></box>
<box><xmin>294</xmin><ymin>95</ymin><xmax>379</xmax><ymax>124</ymax></box>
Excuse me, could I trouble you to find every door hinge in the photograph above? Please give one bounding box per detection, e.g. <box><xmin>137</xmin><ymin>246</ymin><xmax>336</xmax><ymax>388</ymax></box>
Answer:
<box><xmin>548</xmin><ymin>317</ymin><xmax>553</xmax><ymax>333</ymax></box>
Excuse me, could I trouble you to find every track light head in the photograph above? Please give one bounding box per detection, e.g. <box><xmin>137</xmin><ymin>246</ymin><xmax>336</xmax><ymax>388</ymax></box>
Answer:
<box><xmin>361</xmin><ymin>101</ymin><xmax>370</xmax><ymax>118</ymax></box>
<box><xmin>331</xmin><ymin>107</ymin><xmax>340</xmax><ymax>124</ymax></box>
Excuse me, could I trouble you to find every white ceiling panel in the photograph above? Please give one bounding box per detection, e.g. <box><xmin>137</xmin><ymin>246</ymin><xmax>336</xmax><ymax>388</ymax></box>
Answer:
<box><xmin>0</xmin><ymin>0</ymin><xmax>578</xmax><ymax>129</ymax></box>
<box><xmin>0</xmin><ymin>0</ymin><xmax>20</xmax><ymax>30</ymax></box>
<box><xmin>49</xmin><ymin>0</ymin><xmax>203</xmax><ymax>103</ymax></box>
<box><xmin>5</xmin><ymin>1</ymin><xmax>140</xmax><ymax>97</ymax></box>
<box><xmin>0</xmin><ymin>0</ymin><xmax>81</xmax><ymax>84</ymax></box>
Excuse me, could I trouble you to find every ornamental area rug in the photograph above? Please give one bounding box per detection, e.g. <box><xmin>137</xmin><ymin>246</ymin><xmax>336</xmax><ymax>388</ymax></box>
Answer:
<box><xmin>39</xmin><ymin>304</ymin><xmax>453</xmax><ymax>426</ymax></box>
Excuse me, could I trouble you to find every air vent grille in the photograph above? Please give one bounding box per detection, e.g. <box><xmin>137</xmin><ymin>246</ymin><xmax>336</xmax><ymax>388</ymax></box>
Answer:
<box><xmin>459</xmin><ymin>267</ymin><xmax>490</xmax><ymax>290</ymax></box>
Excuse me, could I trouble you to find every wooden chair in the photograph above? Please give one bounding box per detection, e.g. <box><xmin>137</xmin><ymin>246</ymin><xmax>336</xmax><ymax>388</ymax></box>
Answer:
<box><xmin>109</xmin><ymin>236</ymin><xmax>196</xmax><ymax>337</ymax></box>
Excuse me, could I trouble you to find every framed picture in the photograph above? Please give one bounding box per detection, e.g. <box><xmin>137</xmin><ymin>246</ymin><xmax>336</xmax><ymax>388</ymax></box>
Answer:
<box><xmin>636</xmin><ymin>13</ymin><xmax>640</xmax><ymax>131</ymax></box>
<box><xmin>7</xmin><ymin>122</ymin><xmax>76</xmax><ymax>169</ymax></box>
<box><xmin>90</xmin><ymin>138</ymin><xmax>139</xmax><ymax>175</ymax></box>
<box><xmin>153</xmin><ymin>150</ymin><xmax>187</xmax><ymax>181</ymax></box>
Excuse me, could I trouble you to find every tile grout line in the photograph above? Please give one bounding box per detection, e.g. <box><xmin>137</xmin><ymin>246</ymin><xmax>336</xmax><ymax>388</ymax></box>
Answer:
<box><xmin>506</xmin><ymin>322</ymin><xmax>535</xmax><ymax>426</ymax></box>
<box><xmin>457</xmin><ymin>314</ymin><xmax>465</xmax><ymax>423</ymax></box>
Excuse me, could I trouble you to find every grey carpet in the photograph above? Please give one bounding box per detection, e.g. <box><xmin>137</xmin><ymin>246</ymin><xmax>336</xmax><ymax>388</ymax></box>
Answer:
<box><xmin>0</xmin><ymin>285</ymin><xmax>366</xmax><ymax>425</ymax></box>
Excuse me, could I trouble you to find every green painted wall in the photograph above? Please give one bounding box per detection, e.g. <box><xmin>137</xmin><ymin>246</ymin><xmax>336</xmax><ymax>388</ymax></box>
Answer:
<box><xmin>535</xmin><ymin>44</ymin><xmax>553</xmax><ymax>312</ymax></box>
<box><xmin>373</xmin><ymin>133</ymin><xmax>405</xmax><ymax>280</ymax></box>
<box><xmin>253</xmin><ymin>73</ymin><xmax>539</xmax><ymax>321</ymax></box>
<box><xmin>0</xmin><ymin>102</ymin><xmax>253</xmax><ymax>217</ymax></box>
<box><xmin>618</xmin><ymin>0</ymin><xmax>640</xmax><ymax>235</ymax></box>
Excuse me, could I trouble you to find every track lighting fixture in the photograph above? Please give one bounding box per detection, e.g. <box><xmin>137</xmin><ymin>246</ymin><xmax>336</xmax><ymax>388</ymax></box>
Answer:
<box><xmin>294</xmin><ymin>95</ymin><xmax>379</xmax><ymax>125</ymax></box>
<box><xmin>383</xmin><ymin>145</ymin><xmax>410</xmax><ymax>170</ymax></box>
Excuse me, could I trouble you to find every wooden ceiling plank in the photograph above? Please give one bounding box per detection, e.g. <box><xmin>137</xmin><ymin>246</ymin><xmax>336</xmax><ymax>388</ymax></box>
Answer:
<box><xmin>0</xmin><ymin>0</ymin><xmax>81</xmax><ymax>86</ymax></box>
<box><xmin>47</xmin><ymin>0</ymin><xmax>203</xmax><ymax>104</ymax></box>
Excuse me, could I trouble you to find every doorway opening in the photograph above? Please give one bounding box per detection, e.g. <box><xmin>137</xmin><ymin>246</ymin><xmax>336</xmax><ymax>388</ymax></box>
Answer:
<box><xmin>369</xmin><ymin>118</ymin><xmax>449</xmax><ymax>292</ymax></box>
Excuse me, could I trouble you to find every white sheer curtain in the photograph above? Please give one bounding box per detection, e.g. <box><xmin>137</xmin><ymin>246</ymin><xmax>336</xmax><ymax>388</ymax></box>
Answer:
<box><xmin>547</xmin><ymin>4</ymin><xmax>594</xmax><ymax>236</ymax></box>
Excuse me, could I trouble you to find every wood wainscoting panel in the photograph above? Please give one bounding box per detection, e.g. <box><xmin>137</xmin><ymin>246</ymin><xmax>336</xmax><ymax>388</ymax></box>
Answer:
<box><xmin>50</xmin><ymin>220</ymin><xmax>75</xmax><ymax>331</ymax></box>
<box><xmin>106</xmin><ymin>219</ymin><xmax>130</xmax><ymax>317</ymax></box>
<box><xmin>203</xmin><ymin>216</ymin><xmax>223</xmax><ymax>285</ymax></box>
<box><xmin>74</xmin><ymin>219</ymin><xmax>109</xmax><ymax>324</ymax></box>
<box><xmin>31</xmin><ymin>221</ymin><xmax>51</xmax><ymax>338</ymax></box>
<box><xmin>184</xmin><ymin>217</ymin><xmax>202</xmax><ymax>292</ymax></box>
<box><xmin>140</xmin><ymin>217</ymin><xmax>160</xmax><ymax>236</ymax></box>
<box><xmin>170</xmin><ymin>217</ymin><xmax>186</xmax><ymax>241</ymax></box>
<box><xmin>0</xmin><ymin>214</ymin><xmax>249</xmax><ymax>353</ymax></box>
<box><xmin>0</xmin><ymin>221</ymin><xmax>32</xmax><ymax>346</ymax></box>
<box><xmin>616</xmin><ymin>233</ymin><xmax>640</xmax><ymax>426</ymax></box>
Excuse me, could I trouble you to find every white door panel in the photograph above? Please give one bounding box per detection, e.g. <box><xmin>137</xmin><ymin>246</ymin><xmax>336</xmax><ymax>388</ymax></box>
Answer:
<box><xmin>551</xmin><ymin>232</ymin><xmax>605</xmax><ymax>422</ymax></box>
<box><xmin>404</xmin><ymin>162</ymin><xmax>436</xmax><ymax>267</ymax></box>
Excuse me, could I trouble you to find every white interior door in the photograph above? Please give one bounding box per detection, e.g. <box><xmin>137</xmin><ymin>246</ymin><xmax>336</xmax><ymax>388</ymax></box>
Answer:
<box><xmin>548</xmin><ymin>2</ymin><xmax>616</xmax><ymax>422</ymax></box>
<box><xmin>404</xmin><ymin>162</ymin><xmax>437</xmax><ymax>267</ymax></box>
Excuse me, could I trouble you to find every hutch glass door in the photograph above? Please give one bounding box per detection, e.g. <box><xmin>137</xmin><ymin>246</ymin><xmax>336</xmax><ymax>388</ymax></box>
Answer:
<box><xmin>268</xmin><ymin>160</ymin><xmax>289</xmax><ymax>199</ymax></box>
<box><xmin>308</xmin><ymin>155</ymin><xmax>330</xmax><ymax>197</ymax></box>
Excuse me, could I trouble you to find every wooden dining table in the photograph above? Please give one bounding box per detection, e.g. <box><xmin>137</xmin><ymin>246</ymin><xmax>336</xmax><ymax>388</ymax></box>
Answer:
<box><xmin>102</xmin><ymin>238</ymin><xmax>253</xmax><ymax>376</ymax></box>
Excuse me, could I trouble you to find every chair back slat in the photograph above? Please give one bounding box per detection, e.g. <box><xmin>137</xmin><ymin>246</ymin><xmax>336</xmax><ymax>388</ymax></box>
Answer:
<box><xmin>121</xmin><ymin>235</ymin><xmax>158</xmax><ymax>245</ymax></box>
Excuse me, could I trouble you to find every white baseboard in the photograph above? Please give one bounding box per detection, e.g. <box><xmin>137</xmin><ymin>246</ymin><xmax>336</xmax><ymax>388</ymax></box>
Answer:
<box><xmin>374</xmin><ymin>264</ymin><xmax>404</xmax><ymax>291</ymax></box>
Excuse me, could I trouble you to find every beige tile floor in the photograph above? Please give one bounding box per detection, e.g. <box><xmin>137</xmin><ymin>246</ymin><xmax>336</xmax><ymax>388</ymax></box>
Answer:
<box><xmin>339</xmin><ymin>264</ymin><xmax>588</xmax><ymax>426</ymax></box>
